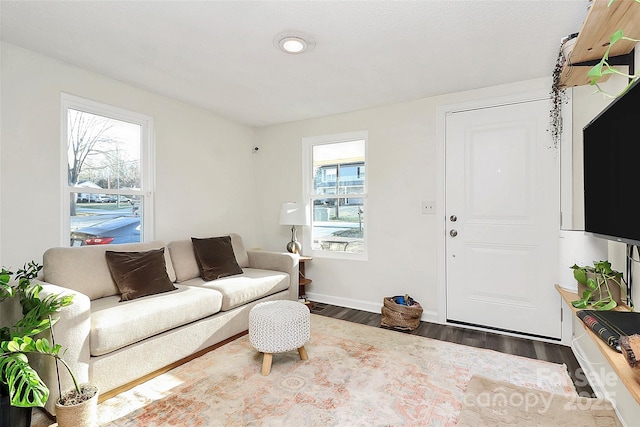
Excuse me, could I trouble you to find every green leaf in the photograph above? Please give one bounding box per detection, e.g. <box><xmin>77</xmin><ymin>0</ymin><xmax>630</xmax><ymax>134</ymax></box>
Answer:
<box><xmin>0</xmin><ymin>352</ymin><xmax>49</xmax><ymax>407</ymax></box>
<box><xmin>21</xmin><ymin>336</ymin><xmax>35</xmax><ymax>352</ymax></box>
<box><xmin>60</xmin><ymin>295</ymin><xmax>74</xmax><ymax>306</ymax></box>
<box><xmin>594</xmin><ymin>260</ymin><xmax>613</xmax><ymax>274</ymax></box>
<box><xmin>587</xmin><ymin>61</ymin><xmax>605</xmax><ymax>79</ymax></box>
<box><xmin>600</xmin><ymin>67</ymin><xmax>617</xmax><ymax>76</ymax></box>
<box><xmin>594</xmin><ymin>300</ymin><xmax>617</xmax><ymax>311</ymax></box>
<box><xmin>0</xmin><ymin>272</ymin><xmax>10</xmax><ymax>284</ymax></box>
<box><xmin>586</xmin><ymin>278</ymin><xmax>598</xmax><ymax>291</ymax></box>
<box><xmin>573</xmin><ymin>268</ymin><xmax>588</xmax><ymax>285</ymax></box>
<box><xmin>35</xmin><ymin>338</ymin><xmax>46</xmax><ymax>353</ymax></box>
<box><xmin>572</xmin><ymin>300</ymin><xmax>589</xmax><ymax>309</ymax></box>
<box><xmin>610</xmin><ymin>29</ymin><xmax>624</xmax><ymax>45</ymax></box>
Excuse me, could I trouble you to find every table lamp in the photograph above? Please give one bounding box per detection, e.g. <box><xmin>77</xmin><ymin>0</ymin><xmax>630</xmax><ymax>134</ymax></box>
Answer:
<box><xmin>279</xmin><ymin>202</ymin><xmax>308</xmax><ymax>254</ymax></box>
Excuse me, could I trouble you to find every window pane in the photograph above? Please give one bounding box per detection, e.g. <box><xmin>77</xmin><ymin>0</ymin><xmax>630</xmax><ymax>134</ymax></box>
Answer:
<box><xmin>70</xmin><ymin>192</ymin><xmax>141</xmax><ymax>246</ymax></box>
<box><xmin>310</xmin><ymin>138</ymin><xmax>366</xmax><ymax>255</ymax></box>
<box><xmin>312</xmin><ymin>140</ymin><xmax>365</xmax><ymax>195</ymax></box>
<box><xmin>67</xmin><ymin>109</ymin><xmax>141</xmax><ymax>190</ymax></box>
<box><xmin>67</xmin><ymin>107</ymin><xmax>144</xmax><ymax>246</ymax></box>
<box><xmin>312</xmin><ymin>197</ymin><xmax>364</xmax><ymax>253</ymax></box>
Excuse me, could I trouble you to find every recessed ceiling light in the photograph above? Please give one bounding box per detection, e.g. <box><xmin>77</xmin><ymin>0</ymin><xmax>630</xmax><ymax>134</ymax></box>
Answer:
<box><xmin>274</xmin><ymin>31</ymin><xmax>315</xmax><ymax>55</ymax></box>
<box><xmin>281</xmin><ymin>37</ymin><xmax>307</xmax><ymax>54</ymax></box>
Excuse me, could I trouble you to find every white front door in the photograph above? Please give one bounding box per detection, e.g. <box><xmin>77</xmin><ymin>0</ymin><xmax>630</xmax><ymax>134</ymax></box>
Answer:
<box><xmin>445</xmin><ymin>99</ymin><xmax>561</xmax><ymax>339</ymax></box>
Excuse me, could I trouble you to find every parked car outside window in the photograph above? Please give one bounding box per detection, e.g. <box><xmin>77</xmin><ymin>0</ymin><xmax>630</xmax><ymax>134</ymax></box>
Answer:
<box><xmin>70</xmin><ymin>216</ymin><xmax>141</xmax><ymax>246</ymax></box>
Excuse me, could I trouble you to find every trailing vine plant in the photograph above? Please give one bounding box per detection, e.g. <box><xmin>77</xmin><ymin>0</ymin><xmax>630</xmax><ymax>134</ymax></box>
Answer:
<box><xmin>550</xmin><ymin>0</ymin><xmax>640</xmax><ymax>143</ymax></box>
<box><xmin>549</xmin><ymin>42</ymin><xmax>569</xmax><ymax>149</ymax></box>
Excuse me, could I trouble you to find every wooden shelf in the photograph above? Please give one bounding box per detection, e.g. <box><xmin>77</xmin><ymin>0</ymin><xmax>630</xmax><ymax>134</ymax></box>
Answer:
<box><xmin>560</xmin><ymin>0</ymin><xmax>640</xmax><ymax>87</ymax></box>
<box><xmin>556</xmin><ymin>284</ymin><xmax>640</xmax><ymax>404</ymax></box>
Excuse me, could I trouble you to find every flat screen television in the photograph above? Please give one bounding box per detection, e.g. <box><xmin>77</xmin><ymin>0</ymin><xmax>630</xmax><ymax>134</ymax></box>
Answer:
<box><xmin>583</xmin><ymin>78</ymin><xmax>640</xmax><ymax>246</ymax></box>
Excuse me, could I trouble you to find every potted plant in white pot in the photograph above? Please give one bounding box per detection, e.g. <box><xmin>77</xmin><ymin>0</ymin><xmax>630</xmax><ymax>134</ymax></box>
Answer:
<box><xmin>570</xmin><ymin>260</ymin><xmax>625</xmax><ymax>310</ymax></box>
<box><xmin>0</xmin><ymin>262</ymin><xmax>98</xmax><ymax>427</ymax></box>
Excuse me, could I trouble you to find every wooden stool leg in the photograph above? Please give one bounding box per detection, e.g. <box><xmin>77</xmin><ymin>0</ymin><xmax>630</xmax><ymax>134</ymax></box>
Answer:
<box><xmin>297</xmin><ymin>346</ymin><xmax>308</xmax><ymax>360</ymax></box>
<box><xmin>261</xmin><ymin>353</ymin><xmax>273</xmax><ymax>376</ymax></box>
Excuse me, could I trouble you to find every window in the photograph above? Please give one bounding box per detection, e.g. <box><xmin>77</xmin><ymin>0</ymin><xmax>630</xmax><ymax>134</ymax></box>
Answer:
<box><xmin>303</xmin><ymin>132</ymin><xmax>367</xmax><ymax>258</ymax></box>
<box><xmin>62</xmin><ymin>94</ymin><xmax>154</xmax><ymax>246</ymax></box>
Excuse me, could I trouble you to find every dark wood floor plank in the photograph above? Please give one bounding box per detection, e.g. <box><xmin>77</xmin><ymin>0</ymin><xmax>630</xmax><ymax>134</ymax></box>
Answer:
<box><xmin>309</xmin><ymin>301</ymin><xmax>594</xmax><ymax>397</ymax></box>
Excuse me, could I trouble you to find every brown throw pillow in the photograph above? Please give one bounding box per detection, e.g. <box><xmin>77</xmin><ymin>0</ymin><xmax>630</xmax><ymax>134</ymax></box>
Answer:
<box><xmin>105</xmin><ymin>248</ymin><xmax>177</xmax><ymax>302</ymax></box>
<box><xmin>191</xmin><ymin>236</ymin><xmax>243</xmax><ymax>281</ymax></box>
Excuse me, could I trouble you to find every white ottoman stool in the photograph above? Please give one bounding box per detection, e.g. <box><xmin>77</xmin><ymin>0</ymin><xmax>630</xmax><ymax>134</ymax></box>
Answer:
<box><xmin>249</xmin><ymin>300</ymin><xmax>310</xmax><ymax>375</ymax></box>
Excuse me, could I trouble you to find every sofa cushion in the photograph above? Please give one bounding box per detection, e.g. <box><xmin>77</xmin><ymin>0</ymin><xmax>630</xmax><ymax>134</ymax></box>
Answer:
<box><xmin>89</xmin><ymin>285</ymin><xmax>223</xmax><ymax>356</ymax></box>
<box><xmin>43</xmin><ymin>241</ymin><xmax>176</xmax><ymax>301</ymax></box>
<box><xmin>191</xmin><ymin>236</ymin><xmax>243</xmax><ymax>281</ymax></box>
<box><xmin>105</xmin><ymin>248</ymin><xmax>177</xmax><ymax>301</ymax></box>
<box><xmin>168</xmin><ymin>233</ymin><xmax>249</xmax><ymax>283</ymax></box>
<box><xmin>182</xmin><ymin>268</ymin><xmax>289</xmax><ymax>311</ymax></box>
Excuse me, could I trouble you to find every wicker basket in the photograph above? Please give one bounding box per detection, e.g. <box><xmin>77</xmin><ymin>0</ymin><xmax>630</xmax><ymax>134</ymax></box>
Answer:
<box><xmin>381</xmin><ymin>297</ymin><xmax>423</xmax><ymax>331</ymax></box>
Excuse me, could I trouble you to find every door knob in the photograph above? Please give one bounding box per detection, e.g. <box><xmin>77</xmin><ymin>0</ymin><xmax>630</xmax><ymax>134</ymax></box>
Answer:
<box><xmin>449</xmin><ymin>229</ymin><xmax>458</xmax><ymax>237</ymax></box>
<box><xmin>450</xmin><ymin>215</ymin><xmax>457</xmax><ymax>222</ymax></box>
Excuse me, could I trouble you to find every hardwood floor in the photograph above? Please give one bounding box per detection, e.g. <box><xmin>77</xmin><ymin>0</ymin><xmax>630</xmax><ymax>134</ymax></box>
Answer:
<box><xmin>309</xmin><ymin>301</ymin><xmax>595</xmax><ymax>397</ymax></box>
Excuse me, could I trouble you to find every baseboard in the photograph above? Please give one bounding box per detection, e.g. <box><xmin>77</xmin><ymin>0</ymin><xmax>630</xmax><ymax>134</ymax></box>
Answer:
<box><xmin>306</xmin><ymin>292</ymin><xmax>439</xmax><ymax>323</ymax></box>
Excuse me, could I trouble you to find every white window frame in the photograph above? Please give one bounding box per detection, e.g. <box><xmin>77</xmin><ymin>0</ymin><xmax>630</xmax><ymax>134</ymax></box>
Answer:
<box><xmin>60</xmin><ymin>93</ymin><xmax>155</xmax><ymax>246</ymax></box>
<box><xmin>302</xmin><ymin>131</ymin><xmax>368</xmax><ymax>260</ymax></box>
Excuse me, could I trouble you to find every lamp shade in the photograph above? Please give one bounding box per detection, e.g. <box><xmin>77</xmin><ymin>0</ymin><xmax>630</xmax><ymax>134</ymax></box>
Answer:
<box><xmin>279</xmin><ymin>202</ymin><xmax>308</xmax><ymax>226</ymax></box>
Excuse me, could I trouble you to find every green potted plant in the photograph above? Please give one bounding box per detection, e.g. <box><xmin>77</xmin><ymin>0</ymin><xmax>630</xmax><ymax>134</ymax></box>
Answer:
<box><xmin>0</xmin><ymin>262</ymin><xmax>98</xmax><ymax>427</ymax></box>
<box><xmin>570</xmin><ymin>260</ymin><xmax>625</xmax><ymax>310</ymax></box>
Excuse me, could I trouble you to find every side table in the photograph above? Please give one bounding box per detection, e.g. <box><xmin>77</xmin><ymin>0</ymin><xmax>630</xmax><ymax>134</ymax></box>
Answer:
<box><xmin>298</xmin><ymin>255</ymin><xmax>312</xmax><ymax>306</ymax></box>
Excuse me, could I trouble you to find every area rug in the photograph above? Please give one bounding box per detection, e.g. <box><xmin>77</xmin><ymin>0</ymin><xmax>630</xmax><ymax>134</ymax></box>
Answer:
<box><xmin>32</xmin><ymin>314</ymin><xmax>577</xmax><ymax>426</ymax></box>
<box><xmin>457</xmin><ymin>375</ymin><xmax>622</xmax><ymax>426</ymax></box>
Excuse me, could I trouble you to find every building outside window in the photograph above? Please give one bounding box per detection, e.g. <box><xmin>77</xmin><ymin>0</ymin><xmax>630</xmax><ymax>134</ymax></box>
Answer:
<box><xmin>62</xmin><ymin>94</ymin><xmax>154</xmax><ymax>246</ymax></box>
<box><xmin>304</xmin><ymin>131</ymin><xmax>367</xmax><ymax>258</ymax></box>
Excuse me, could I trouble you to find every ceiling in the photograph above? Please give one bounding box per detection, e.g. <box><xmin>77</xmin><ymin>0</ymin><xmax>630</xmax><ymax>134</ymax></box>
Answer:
<box><xmin>0</xmin><ymin>0</ymin><xmax>588</xmax><ymax>128</ymax></box>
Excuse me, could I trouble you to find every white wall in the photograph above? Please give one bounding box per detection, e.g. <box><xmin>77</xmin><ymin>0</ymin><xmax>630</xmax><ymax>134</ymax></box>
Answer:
<box><xmin>254</xmin><ymin>78</ymin><xmax>555</xmax><ymax>318</ymax></box>
<box><xmin>3</xmin><ymin>40</ymin><xmax>637</xmax><ymax>321</ymax></box>
<box><xmin>0</xmin><ymin>42</ymin><xmax>260</xmax><ymax>269</ymax></box>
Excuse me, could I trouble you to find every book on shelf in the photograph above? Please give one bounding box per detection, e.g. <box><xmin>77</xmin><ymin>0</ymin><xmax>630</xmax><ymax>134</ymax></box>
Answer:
<box><xmin>576</xmin><ymin>310</ymin><xmax>640</xmax><ymax>353</ymax></box>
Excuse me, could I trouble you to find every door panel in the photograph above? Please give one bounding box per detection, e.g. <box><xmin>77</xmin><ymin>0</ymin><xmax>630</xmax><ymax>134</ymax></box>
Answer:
<box><xmin>445</xmin><ymin>100</ymin><xmax>561</xmax><ymax>339</ymax></box>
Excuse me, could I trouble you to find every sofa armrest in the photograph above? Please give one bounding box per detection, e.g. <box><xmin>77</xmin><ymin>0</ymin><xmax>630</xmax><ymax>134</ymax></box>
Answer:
<box><xmin>246</xmin><ymin>250</ymin><xmax>298</xmax><ymax>301</ymax></box>
<box><xmin>31</xmin><ymin>281</ymin><xmax>92</xmax><ymax>416</ymax></box>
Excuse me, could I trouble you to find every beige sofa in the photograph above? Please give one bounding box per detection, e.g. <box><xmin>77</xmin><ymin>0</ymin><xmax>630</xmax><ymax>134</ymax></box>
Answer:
<box><xmin>32</xmin><ymin>234</ymin><xmax>298</xmax><ymax>415</ymax></box>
